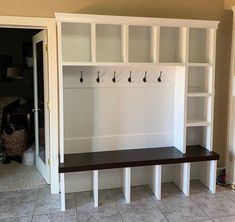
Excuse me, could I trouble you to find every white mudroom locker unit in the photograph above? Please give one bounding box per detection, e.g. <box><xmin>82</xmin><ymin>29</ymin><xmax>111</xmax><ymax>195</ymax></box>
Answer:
<box><xmin>56</xmin><ymin>13</ymin><xmax>219</xmax><ymax>210</ymax></box>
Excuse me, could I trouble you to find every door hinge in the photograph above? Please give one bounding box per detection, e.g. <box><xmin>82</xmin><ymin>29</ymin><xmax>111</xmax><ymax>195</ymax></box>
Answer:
<box><xmin>45</xmin><ymin>44</ymin><xmax>48</xmax><ymax>51</ymax></box>
<box><xmin>48</xmin><ymin>158</ymin><xmax>50</xmax><ymax>165</ymax></box>
<box><xmin>47</xmin><ymin>101</ymin><xmax>50</xmax><ymax>110</ymax></box>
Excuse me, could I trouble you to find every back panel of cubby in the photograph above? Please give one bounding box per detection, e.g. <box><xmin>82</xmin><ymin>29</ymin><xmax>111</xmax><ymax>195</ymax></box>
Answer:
<box><xmin>61</xmin><ymin>23</ymin><xmax>91</xmax><ymax>62</ymax></box>
<box><xmin>63</xmin><ymin>66</ymin><xmax>176</xmax><ymax>154</ymax></box>
<box><xmin>159</xmin><ymin>27</ymin><xmax>181</xmax><ymax>63</ymax></box>
<box><xmin>96</xmin><ymin>24</ymin><xmax>122</xmax><ymax>62</ymax></box>
<box><xmin>129</xmin><ymin>26</ymin><xmax>151</xmax><ymax>63</ymax></box>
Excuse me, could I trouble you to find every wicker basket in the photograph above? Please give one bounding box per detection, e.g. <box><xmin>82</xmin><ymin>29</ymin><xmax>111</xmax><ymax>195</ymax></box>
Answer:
<box><xmin>1</xmin><ymin>127</ymin><xmax>26</xmax><ymax>157</ymax></box>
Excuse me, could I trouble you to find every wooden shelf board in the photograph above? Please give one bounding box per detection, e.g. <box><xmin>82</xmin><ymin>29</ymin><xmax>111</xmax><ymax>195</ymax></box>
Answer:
<box><xmin>186</xmin><ymin>120</ymin><xmax>210</xmax><ymax>127</ymax></box>
<box><xmin>59</xmin><ymin>145</ymin><xmax>219</xmax><ymax>173</ymax></box>
<box><xmin>62</xmin><ymin>61</ymin><xmax>186</xmax><ymax>67</ymax></box>
<box><xmin>188</xmin><ymin>63</ymin><xmax>213</xmax><ymax>67</ymax></box>
<box><xmin>187</xmin><ymin>93</ymin><xmax>212</xmax><ymax>97</ymax></box>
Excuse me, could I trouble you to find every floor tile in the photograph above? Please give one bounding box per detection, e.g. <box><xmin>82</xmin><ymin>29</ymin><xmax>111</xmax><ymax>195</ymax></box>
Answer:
<box><xmin>0</xmin><ymin>189</ymin><xmax>38</xmax><ymax>219</ymax></box>
<box><xmin>32</xmin><ymin>211</ymin><xmax>77</xmax><ymax>222</ymax></box>
<box><xmin>190</xmin><ymin>180</ymin><xmax>209</xmax><ymax>195</ymax></box>
<box><xmin>76</xmin><ymin>189</ymin><xmax>115</xmax><ymax>210</ymax></box>
<box><xmin>0</xmin><ymin>199</ymin><xmax>35</xmax><ymax>220</ymax></box>
<box><xmin>98</xmin><ymin>189</ymin><xmax>116</xmax><ymax>207</ymax></box>
<box><xmin>191</xmin><ymin>192</ymin><xmax>235</xmax><ymax>219</ymax></box>
<box><xmin>0</xmin><ymin>188</ymin><xmax>38</xmax><ymax>201</ymax></box>
<box><xmin>157</xmin><ymin>196</ymin><xmax>209</xmax><ymax>222</ymax></box>
<box><xmin>130</xmin><ymin>185</ymin><xmax>153</xmax><ymax>203</ymax></box>
<box><xmin>118</xmin><ymin>201</ymin><xmax>167</xmax><ymax>222</ymax></box>
<box><xmin>112</xmin><ymin>185</ymin><xmax>153</xmax><ymax>206</ymax></box>
<box><xmin>111</xmin><ymin>188</ymin><xmax>126</xmax><ymax>205</ymax></box>
<box><xmin>213</xmin><ymin>216</ymin><xmax>235</xmax><ymax>222</ymax></box>
<box><xmin>160</xmin><ymin>183</ymin><xmax>184</xmax><ymax>199</ymax></box>
<box><xmin>34</xmin><ymin>188</ymin><xmax>76</xmax><ymax>215</ymax></box>
<box><xmin>77</xmin><ymin>206</ymin><xmax>122</xmax><ymax>222</ymax></box>
<box><xmin>0</xmin><ymin>217</ymin><xmax>32</xmax><ymax>222</ymax></box>
<box><xmin>222</xmin><ymin>189</ymin><xmax>235</xmax><ymax>202</ymax></box>
<box><xmin>76</xmin><ymin>191</ymin><xmax>94</xmax><ymax>209</ymax></box>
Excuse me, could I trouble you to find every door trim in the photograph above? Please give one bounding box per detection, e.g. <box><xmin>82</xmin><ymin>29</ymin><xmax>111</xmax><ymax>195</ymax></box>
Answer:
<box><xmin>0</xmin><ymin>16</ymin><xmax>59</xmax><ymax>193</ymax></box>
<box><xmin>33</xmin><ymin>30</ymin><xmax>50</xmax><ymax>183</ymax></box>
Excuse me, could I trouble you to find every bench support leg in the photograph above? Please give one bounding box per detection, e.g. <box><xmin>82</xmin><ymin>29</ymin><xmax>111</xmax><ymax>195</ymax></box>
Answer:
<box><xmin>93</xmin><ymin>170</ymin><xmax>99</xmax><ymax>207</ymax></box>
<box><xmin>123</xmin><ymin>167</ymin><xmax>131</xmax><ymax>203</ymax></box>
<box><xmin>60</xmin><ymin>173</ymin><xmax>65</xmax><ymax>211</ymax></box>
<box><xmin>152</xmin><ymin>165</ymin><xmax>161</xmax><ymax>200</ymax></box>
<box><xmin>200</xmin><ymin>160</ymin><xmax>217</xmax><ymax>193</ymax></box>
<box><xmin>175</xmin><ymin>163</ymin><xmax>190</xmax><ymax>196</ymax></box>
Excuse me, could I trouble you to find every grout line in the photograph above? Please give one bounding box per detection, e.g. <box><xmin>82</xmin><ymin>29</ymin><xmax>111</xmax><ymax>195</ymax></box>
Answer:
<box><xmin>189</xmin><ymin>194</ymin><xmax>214</xmax><ymax>221</ymax></box>
<box><xmin>74</xmin><ymin>192</ymin><xmax>79</xmax><ymax>222</ymax></box>
<box><xmin>31</xmin><ymin>188</ymin><xmax>40</xmax><ymax>222</ymax></box>
<box><xmin>111</xmin><ymin>188</ymin><xmax>126</xmax><ymax>222</ymax></box>
<box><xmin>145</xmin><ymin>185</ymin><xmax>170</xmax><ymax>222</ymax></box>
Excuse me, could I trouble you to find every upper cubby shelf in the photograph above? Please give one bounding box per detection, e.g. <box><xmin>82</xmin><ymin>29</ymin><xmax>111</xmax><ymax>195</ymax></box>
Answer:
<box><xmin>159</xmin><ymin>27</ymin><xmax>182</xmax><ymax>63</ymax></box>
<box><xmin>96</xmin><ymin>24</ymin><xmax>122</xmax><ymax>62</ymax></box>
<box><xmin>188</xmin><ymin>28</ymin><xmax>214</xmax><ymax>63</ymax></box>
<box><xmin>129</xmin><ymin>26</ymin><xmax>151</xmax><ymax>63</ymax></box>
<box><xmin>61</xmin><ymin>23</ymin><xmax>91</xmax><ymax>62</ymax></box>
<box><xmin>57</xmin><ymin>13</ymin><xmax>219</xmax><ymax>65</ymax></box>
<box><xmin>187</xmin><ymin>66</ymin><xmax>213</xmax><ymax>94</ymax></box>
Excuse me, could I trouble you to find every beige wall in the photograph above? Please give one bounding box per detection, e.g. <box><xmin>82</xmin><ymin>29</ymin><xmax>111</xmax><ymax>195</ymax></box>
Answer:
<box><xmin>0</xmin><ymin>0</ymin><xmax>232</xmax><ymax>166</ymax></box>
<box><xmin>225</xmin><ymin>0</ymin><xmax>235</xmax><ymax>9</ymax></box>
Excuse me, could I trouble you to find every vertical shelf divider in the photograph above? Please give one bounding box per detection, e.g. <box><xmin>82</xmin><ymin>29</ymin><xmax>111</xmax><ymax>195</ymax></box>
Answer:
<box><xmin>175</xmin><ymin>162</ymin><xmax>190</xmax><ymax>196</ymax></box>
<box><xmin>152</xmin><ymin>165</ymin><xmax>161</xmax><ymax>200</ymax></box>
<box><xmin>123</xmin><ymin>167</ymin><xmax>131</xmax><ymax>203</ymax></box>
<box><xmin>91</xmin><ymin>23</ymin><xmax>96</xmax><ymax>63</ymax></box>
<box><xmin>122</xmin><ymin>24</ymin><xmax>129</xmax><ymax>63</ymax></box>
<box><xmin>200</xmin><ymin>160</ymin><xmax>217</xmax><ymax>193</ymax></box>
<box><xmin>174</xmin><ymin>66</ymin><xmax>187</xmax><ymax>153</ymax></box>
<box><xmin>180</xmin><ymin>27</ymin><xmax>188</xmax><ymax>63</ymax></box>
<box><xmin>151</xmin><ymin>26</ymin><xmax>159</xmax><ymax>63</ymax></box>
<box><xmin>93</xmin><ymin>170</ymin><xmax>99</xmax><ymax>207</ymax></box>
<box><xmin>60</xmin><ymin>173</ymin><xmax>65</xmax><ymax>211</ymax></box>
<box><xmin>57</xmin><ymin>21</ymin><xmax>64</xmax><ymax>163</ymax></box>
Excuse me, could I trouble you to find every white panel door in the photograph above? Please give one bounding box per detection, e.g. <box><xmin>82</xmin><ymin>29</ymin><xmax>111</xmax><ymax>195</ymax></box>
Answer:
<box><xmin>33</xmin><ymin>30</ymin><xmax>50</xmax><ymax>183</ymax></box>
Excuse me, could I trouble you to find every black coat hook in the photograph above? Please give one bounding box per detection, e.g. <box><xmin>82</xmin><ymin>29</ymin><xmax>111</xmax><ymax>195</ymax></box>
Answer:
<box><xmin>96</xmin><ymin>71</ymin><xmax>100</xmax><ymax>83</ymax></box>
<box><xmin>158</xmin><ymin>71</ymin><xmax>163</xmax><ymax>83</ymax></box>
<box><xmin>128</xmin><ymin>71</ymin><xmax>132</xmax><ymax>83</ymax></box>
<box><xmin>143</xmin><ymin>71</ymin><xmax>147</xmax><ymax>83</ymax></box>
<box><xmin>80</xmin><ymin>71</ymin><xmax>83</xmax><ymax>83</ymax></box>
<box><xmin>112</xmin><ymin>71</ymin><xmax>116</xmax><ymax>83</ymax></box>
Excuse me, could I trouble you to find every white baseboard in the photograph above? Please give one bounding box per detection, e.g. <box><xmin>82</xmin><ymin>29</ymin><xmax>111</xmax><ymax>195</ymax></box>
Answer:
<box><xmin>64</xmin><ymin>132</ymin><xmax>174</xmax><ymax>153</ymax></box>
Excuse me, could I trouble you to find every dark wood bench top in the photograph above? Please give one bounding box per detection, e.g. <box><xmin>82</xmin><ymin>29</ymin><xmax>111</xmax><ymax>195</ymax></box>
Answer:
<box><xmin>59</xmin><ymin>145</ymin><xmax>219</xmax><ymax>173</ymax></box>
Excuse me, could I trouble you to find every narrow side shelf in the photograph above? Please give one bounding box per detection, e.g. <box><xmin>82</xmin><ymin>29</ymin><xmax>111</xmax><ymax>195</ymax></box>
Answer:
<box><xmin>59</xmin><ymin>146</ymin><xmax>219</xmax><ymax>173</ymax></box>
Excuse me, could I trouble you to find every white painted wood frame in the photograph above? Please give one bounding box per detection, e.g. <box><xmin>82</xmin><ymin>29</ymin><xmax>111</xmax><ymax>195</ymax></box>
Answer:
<box><xmin>56</xmin><ymin>13</ymin><xmax>219</xmax><ymax>208</ymax></box>
<box><xmin>122</xmin><ymin>168</ymin><xmax>131</xmax><ymax>203</ymax></box>
<box><xmin>93</xmin><ymin>170</ymin><xmax>99</xmax><ymax>207</ymax></box>
<box><xmin>226</xmin><ymin>6</ymin><xmax>235</xmax><ymax>185</ymax></box>
<box><xmin>0</xmin><ymin>15</ymin><xmax>59</xmax><ymax>194</ymax></box>
<box><xmin>152</xmin><ymin>165</ymin><xmax>162</xmax><ymax>200</ymax></box>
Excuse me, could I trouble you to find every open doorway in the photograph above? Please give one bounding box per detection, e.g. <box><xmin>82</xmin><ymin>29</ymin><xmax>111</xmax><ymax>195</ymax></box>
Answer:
<box><xmin>0</xmin><ymin>27</ymin><xmax>50</xmax><ymax>191</ymax></box>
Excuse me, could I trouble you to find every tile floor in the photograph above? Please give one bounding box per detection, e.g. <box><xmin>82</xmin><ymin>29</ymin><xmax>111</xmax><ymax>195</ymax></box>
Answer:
<box><xmin>0</xmin><ymin>180</ymin><xmax>235</xmax><ymax>222</ymax></box>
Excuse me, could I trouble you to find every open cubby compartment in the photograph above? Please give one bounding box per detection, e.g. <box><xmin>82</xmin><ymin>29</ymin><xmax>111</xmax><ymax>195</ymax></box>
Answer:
<box><xmin>186</xmin><ymin>126</ymin><xmax>212</xmax><ymax>149</ymax></box>
<box><xmin>187</xmin><ymin>97</ymin><xmax>212</xmax><ymax>124</ymax></box>
<box><xmin>188</xmin><ymin>66</ymin><xmax>213</xmax><ymax>94</ymax></box>
<box><xmin>61</xmin><ymin>22</ymin><xmax>92</xmax><ymax>62</ymax></box>
<box><xmin>129</xmin><ymin>25</ymin><xmax>152</xmax><ymax>63</ymax></box>
<box><xmin>188</xmin><ymin>28</ymin><xmax>214</xmax><ymax>63</ymax></box>
<box><xmin>96</xmin><ymin>24</ymin><xmax>122</xmax><ymax>63</ymax></box>
<box><xmin>148</xmin><ymin>163</ymin><xmax>190</xmax><ymax>200</ymax></box>
<box><xmin>63</xmin><ymin>65</ymin><xmax>175</xmax><ymax>156</ymax></box>
<box><xmin>190</xmin><ymin>161</ymin><xmax>217</xmax><ymax>193</ymax></box>
<box><xmin>159</xmin><ymin>27</ymin><xmax>184</xmax><ymax>63</ymax></box>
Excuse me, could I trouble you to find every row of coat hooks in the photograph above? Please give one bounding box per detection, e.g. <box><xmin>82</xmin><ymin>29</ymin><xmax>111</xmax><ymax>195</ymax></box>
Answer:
<box><xmin>79</xmin><ymin>70</ymin><xmax>163</xmax><ymax>83</ymax></box>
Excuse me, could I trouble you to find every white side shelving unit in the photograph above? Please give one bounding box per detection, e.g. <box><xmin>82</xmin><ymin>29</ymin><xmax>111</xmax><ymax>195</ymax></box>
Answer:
<box><xmin>56</xmin><ymin>13</ymin><xmax>219</xmax><ymax>209</ymax></box>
